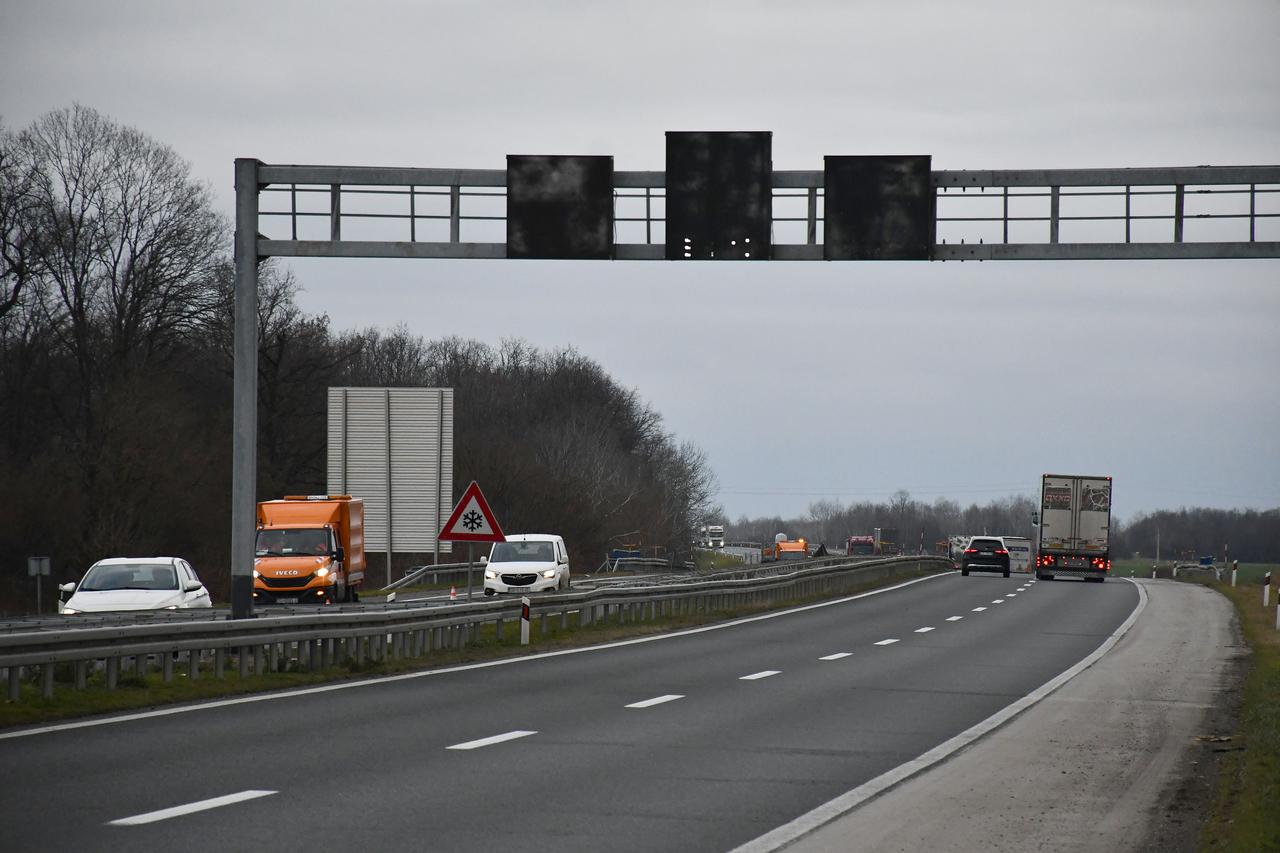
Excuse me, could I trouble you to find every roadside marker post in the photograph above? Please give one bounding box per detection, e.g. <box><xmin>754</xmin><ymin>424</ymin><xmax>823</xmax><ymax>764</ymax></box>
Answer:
<box><xmin>1231</xmin><ymin>560</ymin><xmax>1238</xmax><ymax>587</ymax></box>
<box><xmin>1264</xmin><ymin>572</ymin><xmax>1272</xmax><ymax>609</ymax></box>
<box><xmin>520</xmin><ymin>597</ymin><xmax>531</xmax><ymax>645</ymax></box>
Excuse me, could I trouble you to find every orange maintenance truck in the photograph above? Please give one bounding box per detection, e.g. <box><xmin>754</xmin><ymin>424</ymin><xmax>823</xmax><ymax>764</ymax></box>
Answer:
<box><xmin>254</xmin><ymin>495</ymin><xmax>366</xmax><ymax>605</ymax></box>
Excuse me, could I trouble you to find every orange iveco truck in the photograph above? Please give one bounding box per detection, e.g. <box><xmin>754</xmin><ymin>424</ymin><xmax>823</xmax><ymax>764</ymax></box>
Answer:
<box><xmin>254</xmin><ymin>495</ymin><xmax>366</xmax><ymax>604</ymax></box>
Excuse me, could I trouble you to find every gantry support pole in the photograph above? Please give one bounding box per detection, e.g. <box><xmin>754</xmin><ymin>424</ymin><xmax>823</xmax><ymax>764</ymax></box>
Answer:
<box><xmin>231</xmin><ymin>158</ymin><xmax>262</xmax><ymax>619</ymax></box>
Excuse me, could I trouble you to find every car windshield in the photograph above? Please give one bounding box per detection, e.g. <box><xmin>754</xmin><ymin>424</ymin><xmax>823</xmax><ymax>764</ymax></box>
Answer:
<box><xmin>490</xmin><ymin>541</ymin><xmax>555</xmax><ymax>563</ymax></box>
<box><xmin>255</xmin><ymin>528</ymin><xmax>331</xmax><ymax>556</ymax></box>
<box><xmin>80</xmin><ymin>563</ymin><xmax>178</xmax><ymax>591</ymax></box>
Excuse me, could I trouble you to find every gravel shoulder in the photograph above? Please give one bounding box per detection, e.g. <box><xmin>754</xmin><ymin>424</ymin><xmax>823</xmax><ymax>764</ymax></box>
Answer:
<box><xmin>781</xmin><ymin>578</ymin><xmax>1244</xmax><ymax>853</ymax></box>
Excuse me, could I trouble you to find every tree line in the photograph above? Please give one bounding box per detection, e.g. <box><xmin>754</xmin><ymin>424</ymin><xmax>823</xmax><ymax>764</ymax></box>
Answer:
<box><xmin>720</xmin><ymin>493</ymin><xmax>1278</xmax><ymax>562</ymax></box>
<box><xmin>0</xmin><ymin>105</ymin><xmax>714</xmax><ymax>612</ymax></box>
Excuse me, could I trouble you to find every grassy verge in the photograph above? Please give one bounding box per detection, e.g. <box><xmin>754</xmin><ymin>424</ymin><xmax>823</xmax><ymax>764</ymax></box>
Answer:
<box><xmin>1</xmin><ymin>566</ymin><xmax>942</xmax><ymax>729</ymax></box>
<box><xmin>1196</xmin><ymin>577</ymin><xmax>1280</xmax><ymax>852</ymax></box>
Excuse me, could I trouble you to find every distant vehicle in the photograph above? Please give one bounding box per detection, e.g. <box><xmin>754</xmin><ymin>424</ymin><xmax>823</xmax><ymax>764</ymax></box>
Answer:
<box><xmin>483</xmin><ymin>534</ymin><xmax>570</xmax><ymax>595</ymax></box>
<box><xmin>960</xmin><ymin>537</ymin><xmax>1010</xmax><ymax>578</ymax></box>
<box><xmin>699</xmin><ymin>524</ymin><xmax>725</xmax><ymax>548</ymax></box>
<box><xmin>845</xmin><ymin>535</ymin><xmax>875</xmax><ymax>556</ymax></box>
<box><xmin>1032</xmin><ymin>474</ymin><xmax>1112</xmax><ymax>582</ymax></box>
<box><xmin>255</xmin><ymin>495</ymin><xmax>366</xmax><ymax>604</ymax></box>
<box><xmin>947</xmin><ymin>535</ymin><xmax>972</xmax><ymax>562</ymax></box>
<box><xmin>762</xmin><ymin>533</ymin><xmax>807</xmax><ymax>563</ymax></box>
<box><xmin>60</xmin><ymin>557</ymin><xmax>212</xmax><ymax>614</ymax></box>
<box><xmin>1000</xmin><ymin>536</ymin><xmax>1033</xmax><ymax>573</ymax></box>
<box><xmin>873</xmin><ymin>527</ymin><xmax>900</xmax><ymax>556</ymax></box>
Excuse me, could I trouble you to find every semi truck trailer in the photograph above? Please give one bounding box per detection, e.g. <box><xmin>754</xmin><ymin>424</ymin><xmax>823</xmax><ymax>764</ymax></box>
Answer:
<box><xmin>1032</xmin><ymin>474</ymin><xmax>1112</xmax><ymax>582</ymax></box>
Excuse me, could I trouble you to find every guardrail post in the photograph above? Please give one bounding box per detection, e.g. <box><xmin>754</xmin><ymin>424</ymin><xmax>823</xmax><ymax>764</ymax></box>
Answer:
<box><xmin>239</xmin><ymin>647</ymin><xmax>250</xmax><ymax>679</ymax></box>
<box><xmin>560</xmin><ymin>609</ymin><xmax>568</xmax><ymax>631</ymax></box>
<box><xmin>41</xmin><ymin>664</ymin><xmax>54</xmax><ymax>699</ymax></box>
<box><xmin>188</xmin><ymin>650</ymin><xmax>200</xmax><ymax>680</ymax></box>
<box><xmin>214</xmin><ymin>647</ymin><xmax>226</xmax><ymax>678</ymax></box>
<box><xmin>161</xmin><ymin>653</ymin><xmax>173</xmax><ymax>683</ymax></box>
<box><xmin>106</xmin><ymin>656</ymin><xmax>119</xmax><ymax>689</ymax></box>
<box><xmin>76</xmin><ymin>660</ymin><xmax>89</xmax><ymax>689</ymax></box>
<box><xmin>7</xmin><ymin>666</ymin><xmax>19</xmax><ymax>701</ymax></box>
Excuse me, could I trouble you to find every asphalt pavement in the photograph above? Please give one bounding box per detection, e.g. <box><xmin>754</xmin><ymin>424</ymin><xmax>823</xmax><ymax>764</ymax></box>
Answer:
<box><xmin>0</xmin><ymin>571</ymin><xmax>1141</xmax><ymax>852</ymax></box>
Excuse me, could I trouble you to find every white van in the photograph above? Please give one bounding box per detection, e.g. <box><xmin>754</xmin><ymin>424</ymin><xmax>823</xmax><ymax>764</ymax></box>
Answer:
<box><xmin>482</xmin><ymin>534</ymin><xmax>570</xmax><ymax>595</ymax></box>
<box><xmin>1000</xmin><ymin>536</ymin><xmax>1033</xmax><ymax>573</ymax></box>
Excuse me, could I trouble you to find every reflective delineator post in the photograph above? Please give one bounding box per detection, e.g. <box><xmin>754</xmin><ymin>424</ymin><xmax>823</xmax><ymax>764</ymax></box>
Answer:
<box><xmin>520</xmin><ymin>596</ymin><xmax>531</xmax><ymax>646</ymax></box>
<box><xmin>1231</xmin><ymin>559</ymin><xmax>1238</xmax><ymax>587</ymax></box>
<box><xmin>1265</xmin><ymin>572</ymin><xmax>1272</xmax><ymax>608</ymax></box>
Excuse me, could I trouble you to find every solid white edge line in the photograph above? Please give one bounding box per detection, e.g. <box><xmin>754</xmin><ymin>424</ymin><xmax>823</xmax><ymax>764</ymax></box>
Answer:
<box><xmin>625</xmin><ymin>694</ymin><xmax>684</xmax><ymax>709</ymax></box>
<box><xmin>740</xmin><ymin>670</ymin><xmax>781</xmax><ymax>681</ymax></box>
<box><xmin>730</xmin><ymin>579</ymin><xmax>1149</xmax><ymax>853</ymax></box>
<box><xmin>108</xmin><ymin>790</ymin><xmax>276</xmax><ymax>826</ymax></box>
<box><xmin>1</xmin><ymin>572</ymin><xmax>956</xmax><ymax>741</ymax></box>
<box><xmin>447</xmin><ymin>730</ymin><xmax>537</xmax><ymax>750</ymax></box>
<box><xmin>819</xmin><ymin>653</ymin><xmax>853</xmax><ymax>661</ymax></box>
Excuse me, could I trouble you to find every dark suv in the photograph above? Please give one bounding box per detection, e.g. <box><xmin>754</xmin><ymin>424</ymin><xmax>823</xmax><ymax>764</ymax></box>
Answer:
<box><xmin>960</xmin><ymin>537</ymin><xmax>1011</xmax><ymax>578</ymax></box>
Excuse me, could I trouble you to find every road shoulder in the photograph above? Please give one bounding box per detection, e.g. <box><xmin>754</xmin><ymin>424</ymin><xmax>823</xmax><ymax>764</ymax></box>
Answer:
<box><xmin>783</xmin><ymin>579</ymin><xmax>1244</xmax><ymax>853</ymax></box>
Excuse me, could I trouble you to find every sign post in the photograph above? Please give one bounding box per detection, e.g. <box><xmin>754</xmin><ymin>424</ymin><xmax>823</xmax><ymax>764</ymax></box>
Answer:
<box><xmin>28</xmin><ymin>556</ymin><xmax>51</xmax><ymax>614</ymax></box>
<box><xmin>438</xmin><ymin>481</ymin><xmax>506</xmax><ymax>602</ymax></box>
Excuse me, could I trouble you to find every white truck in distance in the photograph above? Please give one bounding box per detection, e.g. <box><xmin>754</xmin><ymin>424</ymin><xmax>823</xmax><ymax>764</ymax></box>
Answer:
<box><xmin>1032</xmin><ymin>474</ymin><xmax>1112</xmax><ymax>582</ymax></box>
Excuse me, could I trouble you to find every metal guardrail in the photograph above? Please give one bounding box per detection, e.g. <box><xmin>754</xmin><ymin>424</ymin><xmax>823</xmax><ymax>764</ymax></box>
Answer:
<box><xmin>1</xmin><ymin>557</ymin><xmax>948</xmax><ymax>703</ymax></box>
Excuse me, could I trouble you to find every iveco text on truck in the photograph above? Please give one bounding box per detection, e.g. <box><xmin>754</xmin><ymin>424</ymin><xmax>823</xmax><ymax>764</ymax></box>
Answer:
<box><xmin>254</xmin><ymin>495</ymin><xmax>366</xmax><ymax>604</ymax></box>
<box><xmin>1032</xmin><ymin>474</ymin><xmax>1112</xmax><ymax>582</ymax></box>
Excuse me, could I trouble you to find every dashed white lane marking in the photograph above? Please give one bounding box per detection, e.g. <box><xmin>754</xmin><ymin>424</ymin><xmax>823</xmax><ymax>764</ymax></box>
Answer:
<box><xmin>626</xmin><ymin>694</ymin><xmax>684</xmax><ymax>709</ymax></box>
<box><xmin>874</xmin><ymin>639</ymin><xmax>900</xmax><ymax>646</ymax></box>
<box><xmin>972</xmin><ymin>606</ymin><xmax>987</xmax><ymax>612</ymax></box>
<box><xmin>946</xmin><ymin>616</ymin><xmax>964</xmax><ymax>622</ymax></box>
<box><xmin>1007</xmin><ymin>593</ymin><xmax>1018</xmax><ymax>597</ymax></box>
<box><xmin>914</xmin><ymin>627</ymin><xmax>935</xmax><ymax>633</ymax></box>
<box><xmin>741</xmin><ymin>670</ymin><xmax>781</xmax><ymax>681</ymax></box>
<box><xmin>108</xmin><ymin>790</ymin><xmax>276</xmax><ymax>826</ymax></box>
<box><xmin>819</xmin><ymin>652</ymin><xmax>853</xmax><ymax>661</ymax></box>
<box><xmin>447</xmin><ymin>730</ymin><xmax>537</xmax><ymax>750</ymax></box>
<box><xmin>992</xmin><ymin>599</ymin><xmax>1006</xmax><ymax>604</ymax></box>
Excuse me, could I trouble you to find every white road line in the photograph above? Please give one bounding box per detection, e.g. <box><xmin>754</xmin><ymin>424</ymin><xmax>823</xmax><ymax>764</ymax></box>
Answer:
<box><xmin>732</xmin><ymin>580</ymin><xmax>1149</xmax><ymax>853</ymax></box>
<box><xmin>914</xmin><ymin>627</ymin><xmax>935</xmax><ymax>633</ymax></box>
<box><xmin>108</xmin><ymin>790</ymin><xmax>276</xmax><ymax>826</ymax></box>
<box><xmin>2</xmin><ymin>572</ymin><xmax>953</xmax><ymax>743</ymax></box>
<box><xmin>874</xmin><ymin>639</ymin><xmax>899</xmax><ymax>646</ymax></box>
<box><xmin>1007</xmin><ymin>593</ymin><xmax>1018</xmax><ymax>597</ymax></box>
<box><xmin>972</xmin><ymin>606</ymin><xmax>987</xmax><ymax>612</ymax></box>
<box><xmin>946</xmin><ymin>616</ymin><xmax>964</xmax><ymax>622</ymax></box>
<box><xmin>447</xmin><ymin>730</ymin><xmax>537</xmax><ymax>750</ymax></box>
<box><xmin>992</xmin><ymin>599</ymin><xmax>1005</xmax><ymax>604</ymax></box>
<box><xmin>625</xmin><ymin>694</ymin><xmax>684</xmax><ymax>709</ymax></box>
<box><xmin>741</xmin><ymin>670</ymin><xmax>781</xmax><ymax>681</ymax></box>
<box><xmin>819</xmin><ymin>652</ymin><xmax>853</xmax><ymax>661</ymax></box>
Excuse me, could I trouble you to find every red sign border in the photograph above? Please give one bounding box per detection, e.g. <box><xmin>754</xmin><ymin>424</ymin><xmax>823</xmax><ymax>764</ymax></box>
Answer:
<box><xmin>438</xmin><ymin>481</ymin><xmax>506</xmax><ymax>543</ymax></box>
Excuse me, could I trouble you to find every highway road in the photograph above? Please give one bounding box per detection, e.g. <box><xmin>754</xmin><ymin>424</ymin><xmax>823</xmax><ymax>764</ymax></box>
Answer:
<box><xmin>0</xmin><ymin>572</ymin><xmax>1141</xmax><ymax>852</ymax></box>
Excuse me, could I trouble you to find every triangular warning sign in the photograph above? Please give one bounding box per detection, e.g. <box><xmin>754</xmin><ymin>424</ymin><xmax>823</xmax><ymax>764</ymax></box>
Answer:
<box><xmin>438</xmin><ymin>481</ymin><xmax>506</xmax><ymax>543</ymax></box>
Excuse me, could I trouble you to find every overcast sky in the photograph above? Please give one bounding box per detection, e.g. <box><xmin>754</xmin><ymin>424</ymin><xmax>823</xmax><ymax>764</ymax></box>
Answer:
<box><xmin>3</xmin><ymin>0</ymin><xmax>1278</xmax><ymax>521</ymax></box>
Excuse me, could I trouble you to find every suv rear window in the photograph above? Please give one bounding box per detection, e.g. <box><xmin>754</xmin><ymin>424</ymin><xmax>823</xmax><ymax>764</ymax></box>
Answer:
<box><xmin>969</xmin><ymin>538</ymin><xmax>1001</xmax><ymax>549</ymax></box>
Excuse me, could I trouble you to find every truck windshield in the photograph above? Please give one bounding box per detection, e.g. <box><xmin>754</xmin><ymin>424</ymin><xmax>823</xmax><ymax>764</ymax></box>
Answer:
<box><xmin>256</xmin><ymin>528</ymin><xmax>331</xmax><ymax>556</ymax></box>
<box><xmin>80</xmin><ymin>564</ymin><xmax>178</xmax><ymax>591</ymax></box>
<box><xmin>490</xmin><ymin>542</ymin><xmax>555</xmax><ymax>563</ymax></box>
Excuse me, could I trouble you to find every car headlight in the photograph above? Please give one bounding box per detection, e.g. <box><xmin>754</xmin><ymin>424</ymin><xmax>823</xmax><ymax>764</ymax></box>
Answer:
<box><xmin>253</xmin><ymin>569</ymin><xmax>260</xmax><ymax>579</ymax></box>
<box><xmin>165</xmin><ymin>605</ymin><xmax>179</xmax><ymax>610</ymax></box>
<box><xmin>542</xmin><ymin>569</ymin><xmax>556</xmax><ymax>579</ymax></box>
<box><xmin>316</xmin><ymin>567</ymin><xmax>330</xmax><ymax>578</ymax></box>
<box><xmin>484</xmin><ymin>570</ymin><xmax>497</xmax><ymax>580</ymax></box>
<box><xmin>62</xmin><ymin>607</ymin><xmax>80</xmax><ymax>615</ymax></box>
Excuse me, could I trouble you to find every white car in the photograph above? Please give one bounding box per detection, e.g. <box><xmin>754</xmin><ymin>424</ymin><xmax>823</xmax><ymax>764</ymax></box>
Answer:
<box><xmin>482</xmin><ymin>534</ymin><xmax>570</xmax><ymax>595</ymax></box>
<box><xmin>60</xmin><ymin>557</ymin><xmax>213</xmax><ymax>614</ymax></box>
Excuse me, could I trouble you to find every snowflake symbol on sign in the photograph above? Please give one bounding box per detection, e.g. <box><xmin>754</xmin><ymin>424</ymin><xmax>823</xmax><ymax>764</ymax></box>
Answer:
<box><xmin>461</xmin><ymin>509</ymin><xmax>484</xmax><ymax>532</ymax></box>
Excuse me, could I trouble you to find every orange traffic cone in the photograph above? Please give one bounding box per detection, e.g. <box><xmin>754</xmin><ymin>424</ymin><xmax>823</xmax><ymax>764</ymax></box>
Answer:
<box><xmin>450</xmin><ymin>585</ymin><xmax>457</xmax><ymax>602</ymax></box>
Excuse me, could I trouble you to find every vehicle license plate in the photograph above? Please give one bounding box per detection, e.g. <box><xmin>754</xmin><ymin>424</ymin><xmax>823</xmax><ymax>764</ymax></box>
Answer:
<box><xmin>277</xmin><ymin>597</ymin><xmax>298</xmax><ymax>604</ymax></box>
